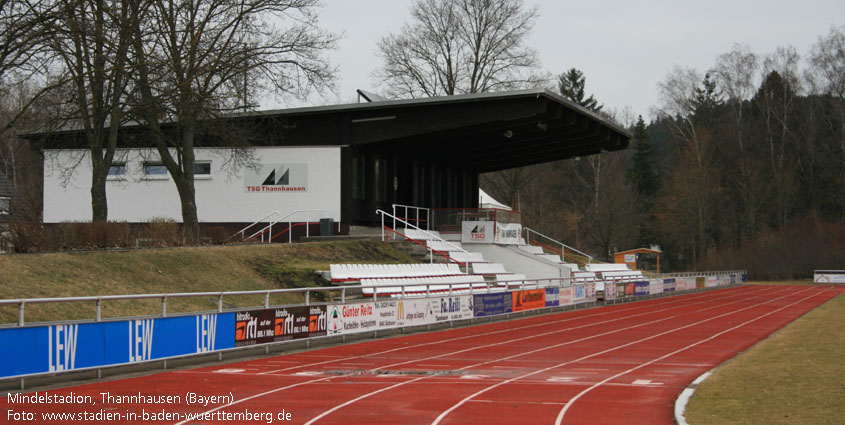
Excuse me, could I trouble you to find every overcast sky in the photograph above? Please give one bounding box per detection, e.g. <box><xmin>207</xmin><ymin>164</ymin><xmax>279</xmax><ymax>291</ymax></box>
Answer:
<box><xmin>275</xmin><ymin>0</ymin><xmax>845</xmax><ymax>122</ymax></box>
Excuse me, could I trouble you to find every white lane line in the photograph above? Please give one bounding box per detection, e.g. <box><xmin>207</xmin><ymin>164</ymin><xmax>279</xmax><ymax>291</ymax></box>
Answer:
<box><xmin>305</xmin><ymin>287</ymin><xmax>779</xmax><ymax>425</ymax></box>
<box><xmin>430</xmin><ymin>286</ymin><xmax>806</xmax><ymax>425</ymax></box>
<box><xmin>366</xmin><ymin>287</ymin><xmax>764</xmax><ymax>373</ymax></box>
<box><xmin>553</xmin><ymin>287</ymin><xmax>831</xmax><ymax>425</ymax></box>
<box><xmin>253</xmin><ymin>288</ymin><xmax>743</xmax><ymax>375</ymax></box>
<box><xmin>173</xmin><ymin>286</ymin><xmax>761</xmax><ymax>424</ymax></box>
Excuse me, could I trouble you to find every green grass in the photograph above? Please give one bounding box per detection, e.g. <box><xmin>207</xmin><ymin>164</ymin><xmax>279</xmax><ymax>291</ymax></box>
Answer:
<box><xmin>0</xmin><ymin>240</ymin><xmax>417</xmax><ymax>325</ymax></box>
<box><xmin>685</xmin><ymin>290</ymin><xmax>844</xmax><ymax>425</ymax></box>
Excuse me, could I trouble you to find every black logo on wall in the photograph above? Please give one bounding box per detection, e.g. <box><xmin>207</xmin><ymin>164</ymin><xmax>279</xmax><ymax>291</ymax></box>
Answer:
<box><xmin>246</xmin><ymin>164</ymin><xmax>308</xmax><ymax>193</ymax></box>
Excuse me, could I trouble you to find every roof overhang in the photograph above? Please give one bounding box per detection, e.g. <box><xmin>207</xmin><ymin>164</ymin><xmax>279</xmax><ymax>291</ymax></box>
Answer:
<box><xmin>28</xmin><ymin>88</ymin><xmax>630</xmax><ymax>173</ymax></box>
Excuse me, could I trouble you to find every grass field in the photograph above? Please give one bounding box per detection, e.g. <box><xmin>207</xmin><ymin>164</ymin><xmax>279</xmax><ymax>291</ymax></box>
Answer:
<box><xmin>0</xmin><ymin>240</ymin><xmax>415</xmax><ymax>324</ymax></box>
<box><xmin>685</xmin><ymin>287</ymin><xmax>844</xmax><ymax>425</ymax></box>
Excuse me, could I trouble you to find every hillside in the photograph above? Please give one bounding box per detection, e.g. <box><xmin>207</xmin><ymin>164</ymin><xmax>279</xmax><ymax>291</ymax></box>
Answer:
<box><xmin>0</xmin><ymin>240</ymin><xmax>417</xmax><ymax>324</ymax></box>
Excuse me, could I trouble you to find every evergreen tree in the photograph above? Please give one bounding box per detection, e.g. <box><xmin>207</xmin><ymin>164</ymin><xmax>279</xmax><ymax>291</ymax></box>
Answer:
<box><xmin>558</xmin><ymin>68</ymin><xmax>603</xmax><ymax>112</ymax></box>
<box><xmin>628</xmin><ymin>115</ymin><xmax>660</xmax><ymax>203</ymax></box>
<box><xmin>691</xmin><ymin>73</ymin><xmax>724</xmax><ymax>126</ymax></box>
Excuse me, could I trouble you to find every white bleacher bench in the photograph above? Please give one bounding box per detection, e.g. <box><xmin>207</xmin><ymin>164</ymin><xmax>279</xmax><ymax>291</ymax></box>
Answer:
<box><xmin>448</xmin><ymin>251</ymin><xmax>485</xmax><ymax>263</ymax></box>
<box><xmin>471</xmin><ymin>263</ymin><xmax>508</xmax><ymax>275</ymax></box>
<box><xmin>572</xmin><ymin>271</ymin><xmax>598</xmax><ymax>283</ymax></box>
<box><xmin>599</xmin><ymin>270</ymin><xmax>644</xmax><ymax>282</ymax></box>
<box><xmin>330</xmin><ymin>263</ymin><xmax>463</xmax><ymax>283</ymax></box>
<box><xmin>585</xmin><ymin>263</ymin><xmax>631</xmax><ymax>272</ymax></box>
<box><xmin>561</xmin><ymin>263</ymin><xmax>580</xmax><ymax>273</ymax></box>
<box><xmin>402</xmin><ymin>229</ymin><xmax>443</xmax><ymax>241</ymax></box>
<box><xmin>360</xmin><ymin>275</ymin><xmax>488</xmax><ymax>296</ymax></box>
<box><xmin>518</xmin><ymin>245</ymin><xmax>545</xmax><ymax>255</ymax></box>
<box><xmin>495</xmin><ymin>274</ymin><xmax>527</xmax><ymax>287</ymax></box>
<box><xmin>426</xmin><ymin>240</ymin><xmax>463</xmax><ymax>252</ymax></box>
<box><xmin>537</xmin><ymin>254</ymin><xmax>563</xmax><ymax>263</ymax></box>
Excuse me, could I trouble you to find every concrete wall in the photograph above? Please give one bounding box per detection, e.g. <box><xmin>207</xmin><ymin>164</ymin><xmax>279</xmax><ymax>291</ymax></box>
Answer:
<box><xmin>43</xmin><ymin>147</ymin><xmax>341</xmax><ymax>223</ymax></box>
<box><xmin>469</xmin><ymin>244</ymin><xmax>571</xmax><ymax>281</ymax></box>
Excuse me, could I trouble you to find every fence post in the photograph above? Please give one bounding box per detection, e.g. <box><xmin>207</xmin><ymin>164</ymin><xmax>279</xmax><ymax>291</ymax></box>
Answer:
<box><xmin>96</xmin><ymin>298</ymin><xmax>102</xmax><ymax>322</ymax></box>
<box><xmin>18</xmin><ymin>301</ymin><xmax>24</xmax><ymax>326</ymax></box>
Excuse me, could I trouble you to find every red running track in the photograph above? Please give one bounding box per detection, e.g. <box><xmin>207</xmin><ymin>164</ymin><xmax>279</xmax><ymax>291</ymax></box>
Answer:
<box><xmin>2</xmin><ymin>284</ymin><xmax>842</xmax><ymax>425</ymax></box>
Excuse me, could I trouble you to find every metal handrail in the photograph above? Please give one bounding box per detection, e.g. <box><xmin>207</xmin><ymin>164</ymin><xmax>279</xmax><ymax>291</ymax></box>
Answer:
<box><xmin>523</xmin><ymin>227</ymin><xmax>594</xmax><ymax>264</ymax></box>
<box><xmin>377</xmin><ymin>209</ymin><xmax>466</xmax><ymax>261</ymax></box>
<box><xmin>247</xmin><ymin>209</ymin><xmax>324</xmax><ymax>243</ymax></box>
<box><xmin>0</xmin><ymin>269</ymin><xmax>747</xmax><ymax>327</ymax></box>
<box><xmin>227</xmin><ymin>210</ymin><xmax>280</xmax><ymax>241</ymax></box>
<box><xmin>392</xmin><ymin>204</ymin><xmax>430</xmax><ymax>231</ymax></box>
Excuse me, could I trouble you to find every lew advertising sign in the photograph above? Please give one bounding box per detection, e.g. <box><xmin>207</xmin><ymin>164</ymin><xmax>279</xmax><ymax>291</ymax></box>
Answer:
<box><xmin>245</xmin><ymin>163</ymin><xmax>308</xmax><ymax>193</ymax></box>
<box><xmin>462</xmin><ymin>221</ymin><xmax>494</xmax><ymax>244</ymax></box>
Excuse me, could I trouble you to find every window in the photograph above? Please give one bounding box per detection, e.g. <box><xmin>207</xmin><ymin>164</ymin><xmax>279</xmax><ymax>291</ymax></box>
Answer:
<box><xmin>0</xmin><ymin>196</ymin><xmax>9</xmax><ymax>215</ymax></box>
<box><xmin>194</xmin><ymin>161</ymin><xmax>211</xmax><ymax>179</ymax></box>
<box><xmin>107</xmin><ymin>163</ymin><xmax>126</xmax><ymax>179</ymax></box>
<box><xmin>143</xmin><ymin>162</ymin><xmax>168</xmax><ymax>179</ymax></box>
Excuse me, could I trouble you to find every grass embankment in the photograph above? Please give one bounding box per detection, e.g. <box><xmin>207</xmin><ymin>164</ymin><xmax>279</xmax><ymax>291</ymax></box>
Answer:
<box><xmin>685</xmin><ymin>289</ymin><xmax>844</xmax><ymax>425</ymax></box>
<box><xmin>0</xmin><ymin>240</ymin><xmax>416</xmax><ymax>325</ymax></box>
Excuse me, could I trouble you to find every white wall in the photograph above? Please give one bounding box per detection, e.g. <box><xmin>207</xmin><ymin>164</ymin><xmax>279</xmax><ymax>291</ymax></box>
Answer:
<box><xmin>43</xmin><ymin>147</ymin><xmax>341</xmax><ymax>223</ymax></box>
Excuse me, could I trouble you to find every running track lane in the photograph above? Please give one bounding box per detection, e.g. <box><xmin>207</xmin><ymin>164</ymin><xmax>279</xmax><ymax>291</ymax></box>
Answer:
<box><xmin>0</xmin><ymin>285</ymin><xmax>840</xmax><ymax>425</ymax></box>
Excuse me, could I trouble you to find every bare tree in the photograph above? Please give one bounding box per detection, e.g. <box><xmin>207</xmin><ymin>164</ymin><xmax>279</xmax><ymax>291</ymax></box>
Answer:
<box><xmin>128</xmin><ymin>0</ymin><xmax>337</xmax><ymax>243</ymax></box>
<box><xmin>711</xmin><ymin>43</ymin><xmax>764</xmax><ymax>240</ymax></box>
<box><xmin>0</xmin><ymin>0</ymin><xmax>59</xmax><ymax>131</ymax></box>
<box><xmin>807</xmin><ymin>26</ymin><xmax>845</xmax><ymax>220</ymax></box>
<box><xmin>374</xmin><ymin>0</ymin><xmax>542</xmax><ymax>98</ymax></box>
<box><xmin>45</xmin><ymin>0</ymin><xmax>134</xmax><ymax>221</ymax></box>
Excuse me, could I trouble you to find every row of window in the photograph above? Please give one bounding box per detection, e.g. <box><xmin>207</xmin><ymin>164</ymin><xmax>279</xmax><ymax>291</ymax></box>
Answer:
<box><xmin>108</xmin><ymin>162</ymin><xmax>212</xmax><ymax>179</ymax></box>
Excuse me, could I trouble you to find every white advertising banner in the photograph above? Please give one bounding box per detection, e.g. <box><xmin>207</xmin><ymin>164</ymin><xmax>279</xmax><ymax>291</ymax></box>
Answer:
<box><xmin>396</xmin><ymin>299</ymin><xmax>435</xmax><ymax>327</ymax></box>
<box><xmin>814</xmin><ymin>272</ymin><xmax>845</xmax><ymax>283</ymax></box>
<box><xmin>326</xmin><ymin>301</ymin><xmax>399</xmax><ymax>335</ymax></box>
<box><xmin>494</xmin><ymin>222</ymin><xmax>524</xmax><ymax>245</ymax></box>
<box><xmin>462</xmin><ymin>221</ymin><xmax>494</xmax><ymax>244</ymax></box>
<box><xmin>649</xmin><ymin>279</ymin><xmax>663</xmax><ymax>295</ymax></box>
<box><xmin>429</xmin><ymin>295</ymin><xmax>474</xmax><ymax>322</ymax></box>
<box><xmin>560</xmin><ymin>287</ymin><xmax>573</xmax><ymax>305</ymax></box>
<box><xmin>706</xmin><ymin>276</ymin><xmax>719</xmax><ymax>287</ymax></box>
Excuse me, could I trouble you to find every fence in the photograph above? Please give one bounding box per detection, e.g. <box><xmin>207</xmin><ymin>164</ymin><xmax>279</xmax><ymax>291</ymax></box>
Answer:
<box><xmin>0</xmin><ymin>270</ymin><xmax>746</xmax><ymax>388</ymax></box>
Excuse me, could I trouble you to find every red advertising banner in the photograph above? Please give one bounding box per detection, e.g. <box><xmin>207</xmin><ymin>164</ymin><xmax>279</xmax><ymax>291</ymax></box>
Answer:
<box><xmin>512</xmin><ymin>289</ymin><xmax>546</xmax><ymax>312</ymax></box>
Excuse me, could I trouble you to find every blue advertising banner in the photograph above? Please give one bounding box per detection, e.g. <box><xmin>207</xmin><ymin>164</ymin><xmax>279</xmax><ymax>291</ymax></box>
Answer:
<box><xmin>0</xmin><ymin>313</ymin><xmax>234</xmax><ymax>379</ymax></box>
<box><xmin>545</xmin><ymin>288</ymin><xmax>560</xmax><ymax>307</ymax></box>
<box><xmin>473</xmin><ymin>293</ymin><xmax>513</xmax><ymax>317</ymax></box>
<box><xmin>663</xmin><ymin>278</ymin><xmax>676</xmax><ymax>292</ymax></box>
<box><xmin>634</xmin><ymin>281</ymin><xmax>650</xmax><ymax>296</ymax></box>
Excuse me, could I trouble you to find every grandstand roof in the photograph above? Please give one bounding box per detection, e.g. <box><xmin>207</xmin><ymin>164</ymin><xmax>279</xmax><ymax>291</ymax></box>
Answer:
<box><xmin>29</xmin><ymin>88</ymin><xmax>630</xmax><ymax>174</ymax></box>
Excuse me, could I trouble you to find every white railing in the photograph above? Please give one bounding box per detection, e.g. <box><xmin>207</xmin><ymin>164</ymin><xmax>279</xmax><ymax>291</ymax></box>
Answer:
<box><xmin>376</xmin><ymin>209</ymin><xmax>466</xmax><ymax>264</ymax></box>
<box><xmin>228</xmin><ymin>210</ymin><xmax>281</xmax><ymax>242</ymax></box>
<box><xmin>247</xmin><ymin>209</ymin><xmax>324</xmax><ymax>243</ymax></box>
<box><xmin>523</xmin><ymin>227</ymin><xmax>593</xmax><ymax>264</ymax></box>
<box><xmin>392</xmin><ymin>204</ymin><xmax>431</xmax><ymax>231</ymax></box>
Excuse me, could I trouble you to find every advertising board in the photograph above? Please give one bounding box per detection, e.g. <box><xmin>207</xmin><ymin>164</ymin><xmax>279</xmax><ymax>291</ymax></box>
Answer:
<box><xmin>0</xmin><ymin>313</ymin><xmax>234</xmax><ymax>379</ymax></box>
<box><xmin>473</xmin><ymin>293</ymin><xmax>513</xmax><ymax>317</ymax></box>
<box><xmin>512</xmin><ymin>289</ymin><xmax>546</xmax><ymax>312</ymax></box>
<box><xmin>545</xmin><ymin>288</ymin><xmax>560</xmax><ymax>307</ymax></box>
<box><xmin>461</xmin><ymin>221</ymin><xmax>494</xmax><ymax>244</ymax></box>
<box><xmin>429</xmin><ymin>296</ymin><xmax>473</xmax><ymax>322</ymax></box>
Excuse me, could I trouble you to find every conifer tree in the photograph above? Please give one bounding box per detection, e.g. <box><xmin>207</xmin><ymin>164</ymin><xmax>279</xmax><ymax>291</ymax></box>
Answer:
<box><xmin>558</xmin><ymin>68</ymin><xmax>603</xmax><ymax>112</ymax></box>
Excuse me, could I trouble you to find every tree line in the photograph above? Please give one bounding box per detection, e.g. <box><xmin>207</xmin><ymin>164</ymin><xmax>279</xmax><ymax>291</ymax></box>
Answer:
<box><xmin>484</xmin><ymin>33</ymin><xmax>845</xmax><ymax>277</ymax></box>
